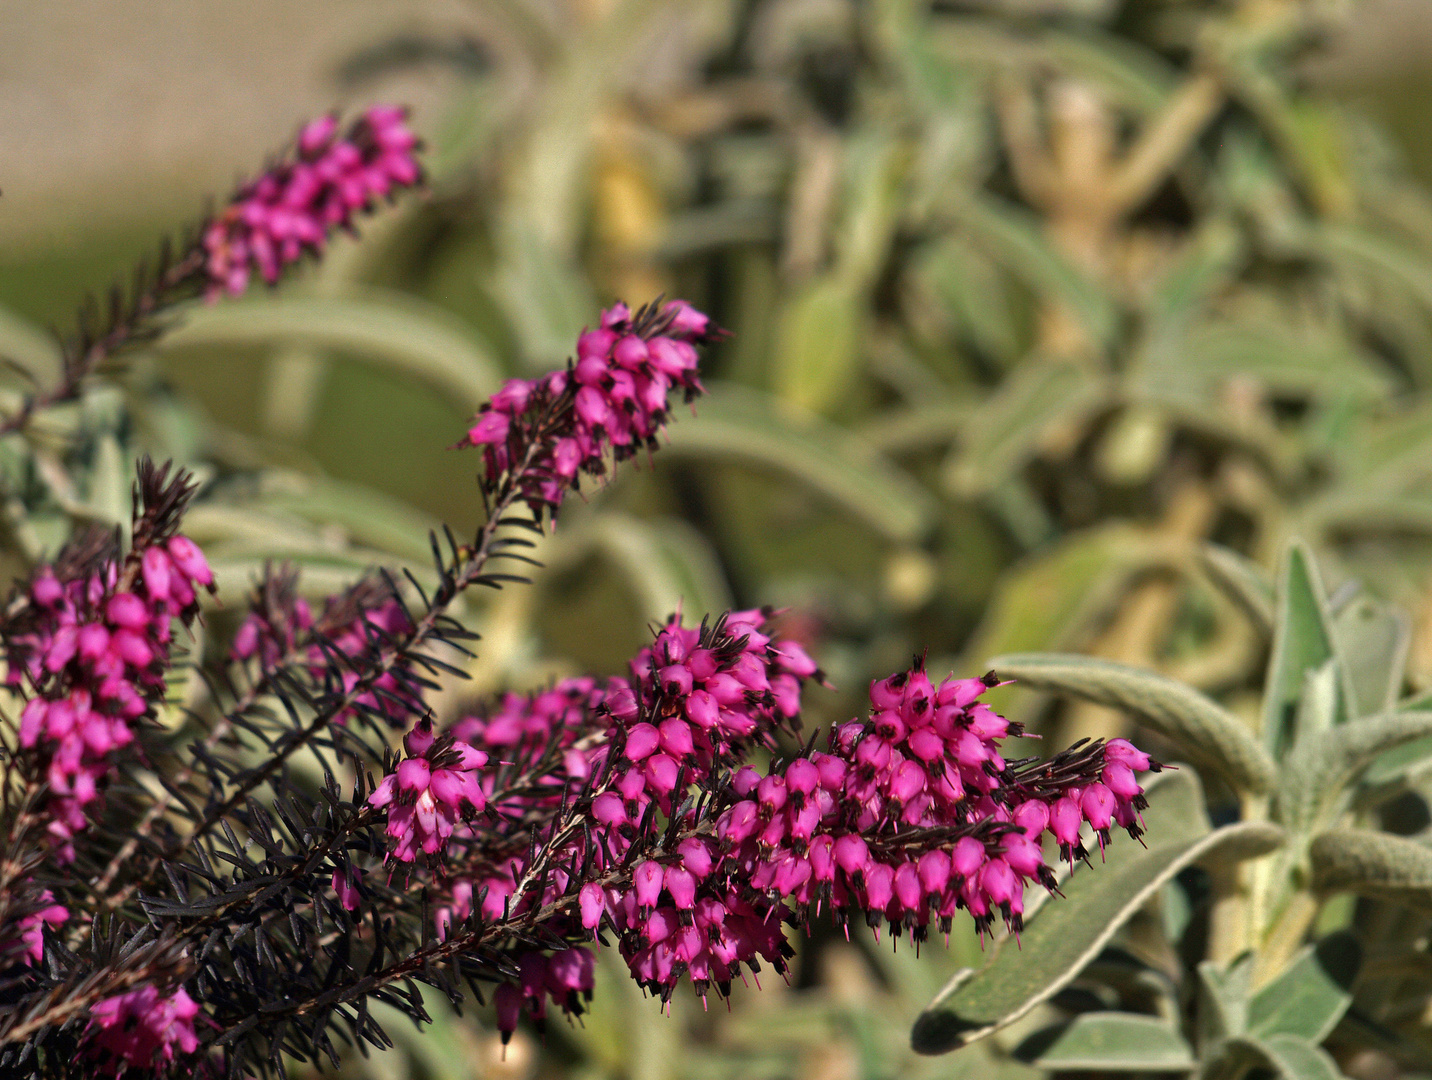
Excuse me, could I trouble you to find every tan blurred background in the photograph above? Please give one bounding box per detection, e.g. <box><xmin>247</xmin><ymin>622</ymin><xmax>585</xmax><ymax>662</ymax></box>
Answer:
<box><xmin>3</xmin><ymin>0</ymin><xmax>1430</xmax><ymax>247</ymax></box>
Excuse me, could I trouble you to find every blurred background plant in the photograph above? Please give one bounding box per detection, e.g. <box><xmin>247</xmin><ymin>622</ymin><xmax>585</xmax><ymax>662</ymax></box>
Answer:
<box><xmin>9</xmin><ymin>0</ymin><xmax>1432</xmax><ymax>1076</ymax></box>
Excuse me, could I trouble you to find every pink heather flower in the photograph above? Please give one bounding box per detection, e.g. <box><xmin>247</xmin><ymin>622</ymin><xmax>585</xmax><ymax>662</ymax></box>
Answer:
<box><xmin>202</xmin><ymin>106</ymin><xmax>423</xmax><ymax>299</ymax></box>
<box><xmin>87</xmin><ymin>985</ymin><xmax>201</xmax><ymax>1068</ymax></box>
<box><xmin>5</xmin><ymin>527</ymin><xmax>212</xmax><ymax>860</ymax></box>
<box><xmin>8</xmin><ymin>890</ymin><xmax>68</xmax><ymax>966</ymax></box>
<box><xmin>370</xmin><ymin>719</ymin><xmax>489</xmax><ymax>862</ymax></box>
<box><xmin>459</xmin><ymin>298</ymin><xmax>717</xmax><ymax>520</ymax></box>
<box><xmin>332</xmin><ymin>867</ymin><xmax>361</xmax><ymax>912</ymax></box>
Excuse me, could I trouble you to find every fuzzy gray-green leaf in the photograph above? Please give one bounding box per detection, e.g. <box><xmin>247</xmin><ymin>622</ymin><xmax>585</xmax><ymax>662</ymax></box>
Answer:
<box><xmin>1199</xmin><ymin>543</ymin><xmax>1274</xmax><ymax>637</ymax></box>
<box><xmin>943</xmin><ymin>358</ymin><xmax>1110</xmax><ymax>498</ymax></box>
<box><xmin>1262</xmin><ymin>542</ymin><xmax>1343</xmax><ymax>760</ymax></box>
<box><xmin>1277</xmin><ymin>711</ymin><xmax>1432</xmax><ymax>832</ymax></box>
<box><xmin>986</xmin><ymin>654</ymin><xmax>1276</xmax><ymax>793</ymax></box>
<box><xmin>1013</xmin><ymin>1012</ymin><xmax>1195</xmax><ymax>1071</ymax></box>
<box><xmin>1197</xmin><ymin>952</ymin><xmax>1254</xmax><ymax>1045</ymax></box>
<box><xmin>1223</xmin><ymin>1033</ymin><xmax>1346</xmax><ymax>1080</ymax></box>
<box><xmin>911</xmin><ymin>771</ymin><xmax>1283</xmax><ymax>1054</ymax></box>
<box><xmin>1246</xmin><ymin>933</ymin><xmax>1359</xmax><ymax>1044</ymax></box>
<box><xmin>1311</xmin><ymin>828</ymin><xmax>1432</xmax><ymax>910</ymax></box>
<box><xmin>1332</xmin><ymin>595</ymin><xmax>1410</xmax><ymax>720</ymax></box>
<box><xmin>158</xmin><ymin>291</ymin><xmax>502</xmax><ymax>412</ymax></box>
<box><xmin>666</xmin><ymin>383</ymin><xmax>936</xmax><ymax>543</ymax></box>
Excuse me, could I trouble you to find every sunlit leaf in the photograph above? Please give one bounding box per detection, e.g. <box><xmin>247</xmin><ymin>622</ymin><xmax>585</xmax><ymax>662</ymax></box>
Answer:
<box><xmin>1277</xmin><ymin>711</ymin><xmax>1432</xmax><ymax>833</ymax></box>
<box><xmin>961</xmin><ymin>525</ymin><xmax>1155</xmax><ymax>678</ymax></box>
<box><xmin>986</xmin><ymin>653</ymin><xmax>1277</xmax><ymax>793</ymax></box>
<box><xmin>1332</xmin><ymin>594</ymin><xmax>1410</xmax><ymax>720</ymax></box>
<box><xmin>1200</xmin><ymin>543</ymin><xmax>1274</xmax><ymax>638</ymax></box>
<box><xmin>943</xmin><ymin>358</ymin><xmax>1110</xmax><ymax>498</ymax></box>
<box><xmin>1197</xmin><ymin>952</ymin><xmax>1254</xmax><ymax>1045</ymax></box>
<box><xmin>953</xmin><ymin>196</ymin><xmax>1119</xmax><ymax>351</ymax></box>
<box><xmin>1221</xmin><ymin>1033</ymin><xmax>1347</xmax><ymax>1080</ymax></box>
<box><xmin>1013</xmin><ymin>1012</ymin><xmax>1195</xmax><ymax>1071</ymax></box>
<box><xmin>1311</xmin><ymin>827</ymin><xmax>1432</xmax><ymax>910</ymax></box>
<box><xmin>158</xmin><ymin>290</ymin><xmax>502</xmax><ymax>412</ymax></box>
<box><xmin>1263</xmin><ymin>542</ymin><xmax>1344</xmax><ymax>761</ymax></box>
<box><xmin>772</xmin><ymin>275</ymin><xmax>862</xmax><ymax>415</ymax></box>
<box><xmin>1246</xmin><ymin>933</ymin><xmax>1359</xmax><ymax>1044</ymax></box>
<box><xmin>669</xmin><ymin>383</ymin><xmax>936</xmax><ymax>543</ymax></box>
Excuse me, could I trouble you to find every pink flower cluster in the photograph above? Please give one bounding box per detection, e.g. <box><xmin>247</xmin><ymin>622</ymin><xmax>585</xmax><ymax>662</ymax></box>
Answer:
<box><xmin>7</xmin><ymin>534</ymin><xmax>212</xmax><ymax>860</ymax></box>
<box><xmin>492</xmin><ymin>949</ymin><xmax>596</xmax><ymax>1036</ymax></box>
<box><xmin>440</xmin><ymin>644</ymin><xmax>1153</xmax><ymax>1039</ymax></box>
<box><xmin>369</xmin><ymin>718</ymin><xmax>488</xmax><ymax>862</ymax></box>
<box><xmin>366</xmin><ymin>611</ymin><xmax>820</xmax><ymax>1037</ymax></box>
<box><xmin>718</xmin><ymin>662</ymin><xmax>1158</xmax><ymax>940</ymax></box>
<box><xmin>461</xmin><ymin>300</ymin><xmax>715</xmax><ymax>517</ymax></box>
<box><xmin>593</xmin><ymin>609</ymin><xmax>817</xmax><ymax>817</ymax></box>
<box><xmin>203</xmin><ymin>105</ymin><xmax>422</xmax><ymax>298</ymax></box>
<box><xmin>86</xmin><ymin>985</ymin><xmax>201</xmax><ymax>1068</ymax></box>
<box><xmin>233</xmin><ymin>589</ymin><xmax>423</xmax><ymax>728</ymax></box>
<box><xmin>4</xmin><ymin>888</ymin><xmax>69</xmax><ymax>967</ymax></box>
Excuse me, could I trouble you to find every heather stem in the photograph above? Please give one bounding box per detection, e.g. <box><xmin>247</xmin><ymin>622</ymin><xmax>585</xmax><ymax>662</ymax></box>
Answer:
<box><xmin>0</xmin><ymin>248</ymin><xmax>206</xmax><ymax>438</ymax></box>
<box><xmin>165</xmin><ymin>410</ymin><xmax>556</xmax><ymax>862</ymax></box>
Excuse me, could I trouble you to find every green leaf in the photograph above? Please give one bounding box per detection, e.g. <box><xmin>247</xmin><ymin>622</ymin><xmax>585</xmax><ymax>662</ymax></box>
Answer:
<box><xmin>1320</xmin><ymin>223</ymin><xmax>1432</xmax><ymax>312</ymax></box>
<box><xmin>86</xmin><ymin>433</ymin><xmax>128</xmax><ymax>530</ymax></box>
<box><xmin>1311</xmin><ymin>828</ymin><xmax>1432</xmax><ymax>910</ymax></box>
<box><xmin>0</xmin><ymin>304</ymin><xmax>62</xmax><ymax>385</ymax></box>
<box><xmin>962</xmin><ymin>526</ymin><xmax>1155</xmax><ymax>672</ymax></box>
<box><xmin>984</xmin><ymin>654</ymin><xmax>1277</xmax><ymax>794</ymax></box>
<box><xmin>836</xmin><ymin>132</ymin><xmax>905</xmax><ymax>288</ymax></box>
<box><xmin>1332</xmin><ymin>595</ymin><xmax>1410</xmax><ymax>720</ymax></box>
<box><xmin>1141</xmin><ymin>216</ymin><xmax>1244</xmax><ymax>332</ymax></box>
<box><xmin>491</xmin><ymin>219</ymin><xmax>596</xmax><ymax>369</ymax></box>
<box><xmin>772</xmin><ymin>275</ymin><xmax>863</xmax><ymax>415</ymax></box>
<box><xmin>667</xmin><ymin>383</ymin><xmax>936</xmax><ymax>543</ymax></box>
<box><xmin>857</xmin><ymin>400</ymin><xmax>974</xmax><ymax>454</ymax></box>
<box><xmin>205</xmin><ymin>552</ymin><xmax>455</xmax><ymax>616</ymax></box>
<box><xmin>954</xmin><ymin>196</ymin><xmax>1119</xmax><ymax>351</ymax></box>
<box><xmin>1197</xmin><ymin>952</ymin><xmax>1255</xmax><ymax>1044</ymax></box>
<box><xmin>1039</xmin><ymin>29</ymin><xmax>1177</xmax><ymax>114</ymax></box>
<box><xmin>158</xmin><ymin>290</ymin><xmax>502</xmax><ymax>413</ymax></box>
<box><xmin>1135</xmin><ymin>320</ymin><xmax>1390</xmax><ymax>405</ymax></box>
<box><xmin>943</xmin><ymin>358</ymin><xmax>1111</xmax><ymax>498</ymax></box>
<box><xmin>1360</xmin><ymin>732</ymin><xmax>1432</xmax><ymax>789</ymax></box>
<box><xmin>1012</xmin><ymin>1012</ymin><xmax>1195</xmax><ymax>1071</ymax></box>
<box><xmin>1305</xmin><ymin>494</ymin><xmax>1432</xmax><ymax>539</ymax></box>
<box><xmin>1199</xmin><ymin>543</ymin><xmax>1274</xmax><ymax>638</ymax></box>
<box><xmin>1277</xmin><ymin>712</ymin><xmax>1432</xmax><ymax>833</ymax></box>
<box><xmin>249</xmin><ymin>474</ymin><xmax>442</xmax><ymax>565</ymax></box>
<box><xmin>911</xmin><ymin>771</ymin><xmax>1283</xmax><ymax>1054</ymax></box>
<box><xmin>1223</xmin><ymin>1033</ymin><xmax>1347</xmax><ymax>1080</ymax></box>
<box><xmin>1262</xmin><ymin>542</ymin><xmax>1343</xmax><ymax>761</ymax></box>
<box><xmin>908</xmin><ymin>236</ymin><xmax>1023</xmax><ymax>368</ymax></box>
<box><xmin>1246</xmin><ymin>933</ymin><xmax>1359</xmax><ymax>1044</ymax></box>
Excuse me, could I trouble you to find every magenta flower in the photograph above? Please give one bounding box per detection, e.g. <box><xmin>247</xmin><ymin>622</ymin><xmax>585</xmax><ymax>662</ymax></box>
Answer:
<box><xmin>232</xmin><ymin>584</ymin><xmax>424</xmax><ymax>728</ymax></box>
<box><xmin>369</xmin><ymin>719</ymin><xmax>489</xmax><ymax>862</ymax></box>
<box><xmin>460</xmin><ymin>299</ymin><xmax>717</xmax><ymax>519</ymax></box>
<box><xmin>86</xmin><ymin>985</ymin><xmax>201</xmax><ymax>1068</ymax></box>
<box><xmin>202</xmin><ymin>106</ymin><xmax>423</xmax><ymax>299</ymax></box>
<box><xmin>6</xmin><ymin>889</ymin><xmax>68</xmax><ymax>967</ymax></box>
<box><xmin>4</xmin><ymin>494</ymin><xmax>214</xmax><ymax>861</ymax></box>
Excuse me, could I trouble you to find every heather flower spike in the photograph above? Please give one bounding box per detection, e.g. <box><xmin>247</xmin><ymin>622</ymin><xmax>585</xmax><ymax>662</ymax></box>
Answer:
<box><xmin>365</xmin><ymin>614</ymin><xmax>1158</xmax><ymax>1043</ymax></box>
<box><xmin>203</xmin><ymin>106</ymin><xmax>423</xmax><ymax>298</ymax></box>
<box><xmin>461</xmin><ymin>298</ymin><xmax>719</xmax><ymax>519</ymax></box>
<box><xmin>0</xmin><ymin>105</ymin><xmax>423</xmax><ymax>441</ymax></box>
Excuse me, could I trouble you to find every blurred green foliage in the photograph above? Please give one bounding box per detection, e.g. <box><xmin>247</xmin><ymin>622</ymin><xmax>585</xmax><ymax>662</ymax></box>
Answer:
<box><xmin>8</xmin><ymin>0</ymin><xmax>1432</xmax><ymax>1075</ymax></box>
